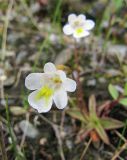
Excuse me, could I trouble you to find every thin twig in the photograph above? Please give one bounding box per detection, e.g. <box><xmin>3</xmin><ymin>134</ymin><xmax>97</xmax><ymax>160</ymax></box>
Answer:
<box><xmin>111</xmin><ymin>142</ymin><xmax>127</xmax><ymax>160</ymax></box>
<box><xmin>112</xmin><ymin>128</ymin><xmax>127</xmax><ymax>160</ymax></box>
<box><xmin>80</xmin><ymin>138</ymin><xmax>92</xmax><ymax>160</ymax></box>
<box><xmin>115</xmin><ymin>130</ymin><xmax>127</xmax><ymax>143</ymax></box>
<box><xmin>37</xmin><ymin>112</ymin><xmax>55</xmax><ymax>127</ymax></box>
<box><xmin>60</xmin><ymin>110</ymin><xmax>65</xmax><ymax>132</ymax></box>
<box><xmin>52</xmin><ymin>125</ymin><xmax>65</xmax><ymax>160</ymax></box>
<box><xmin>37</xmin><ymin>112</ymin><xmax>65</xmax><ymax>160</ymax></box>
<box><xmin>98</xmin><ymin>100</ymin><xmax>118</xmax><ymax>116</ymax></box>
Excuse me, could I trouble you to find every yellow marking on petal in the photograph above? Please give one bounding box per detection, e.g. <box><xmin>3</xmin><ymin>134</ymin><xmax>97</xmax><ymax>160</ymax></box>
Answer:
<box><xmin>35</xmin><ymin>85</ymin><xmax>53</xmax><ymax>101</ymax></box>
<box><xmin>75</xmin><ymin>28</ymin><xmax>84</xmax><ymax>36</ymax></box>
<box><xmin>52</xmin><ymin>76</ymin><xmax>62</xmax><ymax>84</ymax></box>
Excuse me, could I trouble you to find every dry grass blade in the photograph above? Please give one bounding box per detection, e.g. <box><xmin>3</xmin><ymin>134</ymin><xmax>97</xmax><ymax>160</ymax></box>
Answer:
<box><xmin>79</xmin><ymin>138</ymin><xmax>92</xmax><ymax>160</ymax></box>
<box><xmin>0</xmin><ymin>121</ymin><xmax>8</xmax><ymax>160</ymax></box>
<box><xmin>1</xmin><ymin>0</ymin><xmax>14</xmax><ymax>62</ymax></box>
<box><xmin>111</xmin><ymin>142</ymin><xmax>127</xmax><ymax>160</ymax></box>
<box><xmin>111</xmin><ymin>130</ymin><xmax>127</xmax><ymax>160</ymax></box>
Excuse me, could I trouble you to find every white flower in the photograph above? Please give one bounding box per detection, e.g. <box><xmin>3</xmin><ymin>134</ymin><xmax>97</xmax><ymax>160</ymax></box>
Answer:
<box><xmin>63</xmin><ymin>13</ymin><xmax>95</xmax><ymax>38</ymax></box>
<box><xmin>25</xmin><ymin>62</ymin><xmax>76</xmax><ymax>113</ymax></box>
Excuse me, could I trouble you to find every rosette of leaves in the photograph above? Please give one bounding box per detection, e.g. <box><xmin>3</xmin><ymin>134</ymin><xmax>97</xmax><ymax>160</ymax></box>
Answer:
<box><xmin>67</xmin><ymin>95</ymin><xmax>124</xmax><ymax>144</ymax></box>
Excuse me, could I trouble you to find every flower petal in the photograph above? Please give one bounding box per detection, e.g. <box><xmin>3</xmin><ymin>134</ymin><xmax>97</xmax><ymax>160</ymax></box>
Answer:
<box><xmin>44</xmin><ymin>62</ymin><xmax>56</xmax><ymax>73</ymax></box>
<box><xmin>57</xmin><ymin>70</ymin><xmax>66</xmax><ymax>82</ymax></box>
<box><xmin>53</xmin><ymin>90</ymin><xmax>68</xmax><ymax>109</ymax></box>
<box><xmin>25</xmin><ymin>73</ymin><xmax>45</xmax><ymax>90</ymax></box>
<box><xmin>77</xmin><ymin>14</ymin><xmax>86</xmax><ymax>21</ymax></box>
<box><xmin>63</xmin><ymin>78</ymin><xmax>76</xmax><ymax>92</ymax></box>
<box><xmin>84</xmin><ymin>20</ymin><xmax>95</xmax><ymax>30</ymax></box>
<box><xmin>28</xmin><ymin>90</ymin><xmax>53</xmax><ymax>113</ymax></box>
<box><xmin>63</xmin><ymin>24</ymin><xmax>73</xmax><ymax>35</ymax></box>
<box><xmin>68</xmin><ymin>13</ymin><xmax>77</xmax><ymax>23</ymax></box>
<box><xmin>73</xmin><ymin>29</ymin><xmax>90</xmax><ymax>38</ymax></box>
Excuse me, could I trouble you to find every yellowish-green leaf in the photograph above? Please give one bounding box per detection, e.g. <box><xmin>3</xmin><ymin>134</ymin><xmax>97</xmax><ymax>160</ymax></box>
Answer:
<box><xmin>119</xmin><ymin>98</ymin><xmax>127</xmax><ymax>107</ymax></box>
<box><xmin>100</xmin><ymin>118</ymin><xmax>124</xmax><ymax>130</ymax></box>
<box><xmin>95</xmin><ymin>122</ymin><xmax>109</xmax><ymax>145</ymax></box>
<box><xmin>114</xmin><ymin>0</ymin><xmax>123</xmax><ymax>11</ymax></box>
<box><xmin>88</xmin><ymin>94</ymin><xmax>97</xmax><ymax>117</ymax></box>
<box><xmin>124</xmin><ymin>83</ymin><xmax>127</xmax><ymax>96</ymax></box>
<box><xmin>108</xmin><ymin>84</ymin><xmax>119</xmax><ymax>100</ymax></box>
<box><xmin>67</xmin><ymin>109</ymin><xmax>86</xmax><ymax>123</ymax></box>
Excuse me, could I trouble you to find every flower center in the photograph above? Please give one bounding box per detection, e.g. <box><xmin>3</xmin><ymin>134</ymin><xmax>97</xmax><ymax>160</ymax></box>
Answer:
<box><xmin>75</xmin><ymin>28</ymin><xmax>84</xmax><ymax>35</ymax></box>
<box><xmin>35</xmin><ymin>85</ymin><xmax>53</xmax><ymax>101</ymax></box>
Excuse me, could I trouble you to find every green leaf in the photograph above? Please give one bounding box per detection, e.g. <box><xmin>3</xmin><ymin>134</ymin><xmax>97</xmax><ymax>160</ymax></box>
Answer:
<box><xmin>95</xmin><ymin>122</ymin><xmax>109</xmax><ymax>145</ymax></box>
<box><xmin>108</xmin><ymin>84</ymin><xmax>119</xmax><ymax>100</ymax></box>
<box><xmin>119</xmin><ymin>98</ymin><xmax>127</xmax><ymax>107</ymax></box>
<box><xmin>100</xmin><ymin>118</ymin><xmax>124</xmax><ymax>130</ymax></box>
<box><xmin>113</xmin><ymin>0</ymin><xmax>123</xmax><ymax>11</ymax></box>
<box><xmin>124</xmin><ymin>82</ymin><xmax>127</xmax><ymax>96</ymax></box>
<box><xmin>67</xmin><ymin>109</ymin><xmax>86</xmax><ymax>123</ymax></box>
<box><xmin>88</xmin><ymin>94</ymin><xmax>97</xmax><ymax>117</ymax></box>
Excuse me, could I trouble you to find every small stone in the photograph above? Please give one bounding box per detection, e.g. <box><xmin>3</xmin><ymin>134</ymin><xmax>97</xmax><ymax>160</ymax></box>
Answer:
<box><xmin>16</xmin><ymin>51</ymin><xmax>28</xmax><ymax>65</ymax></box>
<box><xmin>107</xmin><ymin>44</ymin><xmax>127</xmax><ymax>61</ymax></box>
<box><xmin>10</xmin><ymin>106</ymin><xmax>26</xmax><ymax>116</ymax></box>
<box><xmin>98</xmin><ymin>77</ymin><xmax>106</xmax><ymax>83</ymax></box>
<box><xmin>87</xmin><ymin>79</ymin><xmax>96</xmax><ymax>86</ymax></box>
<box><xmin>4</xmin><ymin>75</ymin><xmax>15</xmax><ymax>86</ymax></box>
<box><xmin>66</xmin><ymin>140</ymin><xmax>73</xmax><ymax>150</ymax></box>
<box><xmin>55</xmin><ymin>47</ymin><xmax>74</xmax><ymax>65</ymax></box>
<box><xmin>0</xmin><ymin>68</ymin><xmax>7</xmax><ymax>81</ymax></box>
<box><xmin>39</xmin><ymin>137</ymin><xmax>47</xmax><ymax>145</ymax></box>
<box><xmin>30</xmin><ymin>3</ymin><xmax>41</xmax><ymax>13</ymax></box>
<box><xmin>49</xmin><ymin>34</ymin><xmax>59</xmax><ymax>45</ymax></box>
<box><xmin>19</xmin><ymin>120</ymin><xmax>39</xmax><ymax>138</ymax></box>
<box><xmin>106</xmin><ymin>69</ymin><xmax>121</xmax><ymax>76</ymax></box>
<box><xmin>60</xmin><ymin>130</ymin><xmax>66</xmax><ymax>139</ymax></box>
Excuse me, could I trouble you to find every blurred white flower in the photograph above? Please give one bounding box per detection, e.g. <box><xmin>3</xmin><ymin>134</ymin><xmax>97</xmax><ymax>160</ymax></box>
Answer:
<box><xmin>63</xmin><ymin>13</ymin><xmax>95</xmax><ymax>38</ymax></box>
<box><xmin>25</xmin><ymin>62</ymin><xmax>76</xmax><ymax>113</ymax></box>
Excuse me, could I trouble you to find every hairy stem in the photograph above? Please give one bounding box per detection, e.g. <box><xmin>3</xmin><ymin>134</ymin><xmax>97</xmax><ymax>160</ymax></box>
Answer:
<box><xmin>74</xmin><ymin>42</ymin><xmax>88</xmax><ymax>115</ymax></box>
